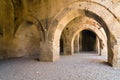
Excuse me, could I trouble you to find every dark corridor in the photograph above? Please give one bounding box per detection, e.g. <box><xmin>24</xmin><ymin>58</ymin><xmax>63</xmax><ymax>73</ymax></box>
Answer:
<box><xmin>60</xmin><ymin>38</ymin><xmax>64</xmax><ymax>55</ymax></box>
<box><xmin>82</xmin><ymin>30</ymin><xmax>96</xmax><ymax>51</ymax></box>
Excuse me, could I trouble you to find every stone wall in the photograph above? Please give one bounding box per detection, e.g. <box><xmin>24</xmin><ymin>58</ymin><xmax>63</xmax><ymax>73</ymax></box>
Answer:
<box><xmin>0</xmin><ymin>0</ymin><xmax>120</xmax><ymax>68</ymax></box>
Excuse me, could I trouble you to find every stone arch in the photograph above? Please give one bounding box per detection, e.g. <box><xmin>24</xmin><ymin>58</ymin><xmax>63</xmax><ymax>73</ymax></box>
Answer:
<box><xmin>61</xmin><ymin>16</ymin><xmax>107</xmax><ymax>55</ymax></box>
<box><xmin>48</xmin><ymin>1</ymin><xmax>120</xmax><ymax>42</ymax></box>
<box><xmin>71</xmin><ymin>24</ymin><xmax>107</xmax><ymax>55</ymax></box>
<box><xmin>13</xmin><ymin>16</ymin><xmax>46</xmax><ymax>58</ymax></box>
<box><xmin>14</xmin><ymin>15</ymin><xmax>45</xmax><ymax>41</ymax></box>
<box><xmin>62</xmin><ymin>23</ymin><xmax>107</xmax><ymax>55</ymax></box>
<box><xmin>46</xmin><ymin>1</ymin><xmax>120</xmax><ymax>67</ymax></box>
<box><xmin>13</xmin><ymin>21</ymin><xmax>41</xmax><ymax>58</ymax></box>
<box><xmin>62</xmin><ymin>16</ymin><xmax>108</xmax><ymax>55</ymax></box>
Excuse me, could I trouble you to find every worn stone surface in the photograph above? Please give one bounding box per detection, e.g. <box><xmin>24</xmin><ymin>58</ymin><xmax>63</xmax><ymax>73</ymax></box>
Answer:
<box><xmin>74</xmin><ymin>34</ymin><xmax>80</xmax><ymax>53</ymax></box>
<box><xmin>0</xmin><ymin>0</ymin><xmax>120</xmax><ymax>68</ymax></box>
<box><xmin>61</xmin><ymin>17</ymin><xmax>107</xmax><ymax>56</ymax></box>
<box><xmin>13</xmin><ymin>22</ymin><xmax>40</xmax><ymax>57</ymax></box>
<box><xmin>0</xmin><ymin>52</ymin><xmax>120</xmax><ymax>80</ymax></box>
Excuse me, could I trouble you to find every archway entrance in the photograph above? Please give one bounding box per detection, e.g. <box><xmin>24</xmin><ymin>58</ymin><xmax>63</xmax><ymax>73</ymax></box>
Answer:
<box><xmin>81</xmin><ymin>30</ymin><xmax>96</xmax><ymax>51</ymax></box>
<box><xmin>14</xmin><ymin>21</ymin><xmax>41</xmax><ymax>59</ymax></box>
<box><xmin>46</xmin><ymin>1</ymin><xmax>120</xmax><ymax>67</ymax></box>
<box><xmin>60</xmin><ymin>37</ymin><xmax>64</xmax><ymax>55</ymax></box>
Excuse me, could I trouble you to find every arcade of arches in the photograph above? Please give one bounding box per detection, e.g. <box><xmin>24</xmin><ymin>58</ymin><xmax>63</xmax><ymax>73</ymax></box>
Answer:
<box><xmin>1</xmin><ymin>0</ymin><xmax>120</xmax><ymax>68</ymax></box>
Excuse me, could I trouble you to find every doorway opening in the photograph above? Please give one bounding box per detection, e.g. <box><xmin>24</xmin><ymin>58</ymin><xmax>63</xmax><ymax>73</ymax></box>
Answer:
<box><xmin>81</xmin><ymin>30</ymin><xmax>96</xmax><ymax>51</ymax></box>
<box><xmin>60</xmin><ymin>38</ymin><xmax>64</xmax><ymax>55</ymax></box>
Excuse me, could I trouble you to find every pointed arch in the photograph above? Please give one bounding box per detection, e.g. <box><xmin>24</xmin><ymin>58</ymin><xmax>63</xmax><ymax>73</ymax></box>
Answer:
<box><xmin>46</xmin><ymin>1</ymin><xmax>120</xmax><ymax>67</ymax></box>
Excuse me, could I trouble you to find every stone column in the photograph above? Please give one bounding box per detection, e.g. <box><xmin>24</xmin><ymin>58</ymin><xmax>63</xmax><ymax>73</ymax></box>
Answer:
<box><xmin>64</xmin><ymin>39</ymin><xmax>74</xmax><ymax>55</ymax></box>
<box><xmin>96</xmin><ymin>37</ymin><xmax>101</xmax><ymax>55</ymax></box>
<box><xmin>39</xmin><ymin>41</ymin><xmax>60</xmax><ymax>62</ymax></box>
<box><xmin>74</xmin><ymin>34</ymin><xmax>80</xmax><ymax>53</ymax></box>
<box><xmin>111</xmin><ymin>44</ymin><xmax>120</xmax><ymax>68</ymax></box>
<box><xmin>79</xmin><ymin>33</ymin><xmax>82</xmax><ymax>51</ymax></box>
<box><xmin>108</xmin><ymin>38</ymin><xmax>120</xmax><ymax>68</ymax></box>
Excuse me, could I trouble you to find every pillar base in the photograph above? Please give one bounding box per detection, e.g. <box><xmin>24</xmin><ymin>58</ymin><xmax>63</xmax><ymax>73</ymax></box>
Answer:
<box><xmin>39</xmin><ymin>42</ymin><xmax>60</xmax><ymax>62</ymax></box>
<box><xmin>40</xmin><ymin>54</ymin><xmax>60</xmax><ymax>62</ymax></box>
<box><xmin>110</xmin><ymin>59</ymin><xmax>120</xmax><ymax>69</ymax></box>
<box><xmin>39</xmin><ymin>49</ymin><xmax>60</xmax><ymax>62</ymax></box>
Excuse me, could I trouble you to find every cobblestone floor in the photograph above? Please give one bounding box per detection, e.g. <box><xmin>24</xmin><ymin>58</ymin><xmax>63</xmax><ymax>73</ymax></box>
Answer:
<box><xmin>0</xmin><ymin>52</ymin><xmax>120</xmax><ymax>80</ymax></box>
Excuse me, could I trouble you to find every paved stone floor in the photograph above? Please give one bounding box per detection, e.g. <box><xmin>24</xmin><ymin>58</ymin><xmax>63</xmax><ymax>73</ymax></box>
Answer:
<box><xmin>0</xmin><ymin>52</ymin><xmax>120</xmax><ymax>80</ymax></box>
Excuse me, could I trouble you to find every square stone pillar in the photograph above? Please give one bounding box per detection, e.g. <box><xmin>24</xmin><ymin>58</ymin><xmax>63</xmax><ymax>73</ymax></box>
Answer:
<box><xmin>108</xmin><ymin>43</ymin><xmax>120</xmax><ymax>68</ymax></box>
<box><xmin>64</xmin><ymin>40</ymin><xmax>74</xmax><ymax>55</ymax></box>
<box><xmin>79</xmin><ymin>33</ymin><xmax>82</xmax><ymax>51</ymax></box>
<box><xmin>96</xmin><ymin>37</ymin><xmax>101</xmax><ymax>55</ymax></box>
<box><xmin>39</xmin><ymin>41</ymin><xmax>60</xmax><ymax>62</ymax></box>
<box><xmin>74</xmin><ymin>34</ymin><xmax>80</xmax><ymax>53</ymax></box>
<box><xmin>112</xmin><ymin>44</ymin><xmax>120</xmax><ymax>68</ymax></box>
